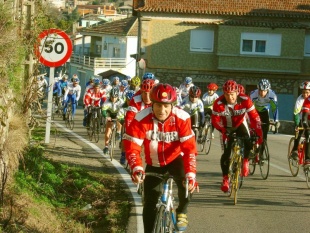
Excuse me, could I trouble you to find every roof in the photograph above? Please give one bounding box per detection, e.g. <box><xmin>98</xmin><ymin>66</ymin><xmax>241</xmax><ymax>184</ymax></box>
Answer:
<box><xmin>136</xmin><ymin>0</ymin><xmax>310</xmax><ymax>18</ymax></box>
<box><xmin>80</xmin><ymin>16</ymin><xmax>138</xmax><ymax>36</ymax></box>
<box><xmin>97</xmin><ymin>69</ymin><xmax>127</xmax><ymax>79</ymax></box>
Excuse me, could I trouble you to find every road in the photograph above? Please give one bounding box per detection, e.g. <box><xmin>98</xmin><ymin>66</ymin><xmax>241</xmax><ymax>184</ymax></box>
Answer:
<box><xmin>51</xmin><ymin>107</ymin><xmax>310</xmax><ymax>233</ymax></box>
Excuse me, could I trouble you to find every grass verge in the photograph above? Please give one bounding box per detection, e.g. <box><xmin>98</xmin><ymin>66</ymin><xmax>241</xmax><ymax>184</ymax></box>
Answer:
<box><xmin>0</xmin><ymin>127</ymin><xmax>131</xmax><ymax>232</ymax></box>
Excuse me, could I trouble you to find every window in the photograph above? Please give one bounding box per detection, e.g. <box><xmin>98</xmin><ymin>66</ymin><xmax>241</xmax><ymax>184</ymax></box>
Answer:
<box><xmin>190</xmin><ymin>30</ymin><xmax>214</xmax><ymax>52</ymax></box>
<box><xmin>95</xmin><ymin>45</ymin><xmax>102</xmax><ymax>54</ymax></box>
<box><xmin>305</xmin><ymin>34</ymin><xmax>310</xmax><ymax>56</ymax></box>
<box><xmin>113</xmin><ymin>47</ymin><xmax>120</xmax><ymax>58</ymax></box>
<box><xmin>240</xmin><ymin>33</ymin><xmax>281</xmax><ymax>56</ymax></box>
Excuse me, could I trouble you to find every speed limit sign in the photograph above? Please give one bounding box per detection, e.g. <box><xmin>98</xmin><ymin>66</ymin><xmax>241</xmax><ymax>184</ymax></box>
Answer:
<box><xmin>35</xmin><ymin>28</ymin><xmax>72</xmax><ymax>67</ymax></box>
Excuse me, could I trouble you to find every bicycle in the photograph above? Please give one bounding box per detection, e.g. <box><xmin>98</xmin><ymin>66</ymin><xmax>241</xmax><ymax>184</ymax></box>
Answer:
<box><xmin>141</xmin><ymin>172</ymin><xmax>188</xmax><ymax>233</ymax></box>
<box><xmin>248</xmin><ymin>139</ymin><xmax>270</xmax><ymax>180</ymax></box>
<box><xmin>226</xmin><ymin>133</ymin><xmax>249</xmax><ymax>205</ymax></box>
<box><xmin>65</xmin><ymin>102</ymin><xmax>74</xmax><ymax>130</ymax></box>
<box><xmin>107</xmin><ymin>119</ymin><xmax>118</xmax><ymax>161</ymax></box>
<box><xmin>197</xmin><ymin>114</ymin><xmax>212</xmax><ymax>155</ymax></box>
<box><xmin>87</xmin><ymin>106</ymin><xmax>102</xmax><ymax>143</ymax></box>
<box><xmin>51</xmin><ymin>95</ymin><xmax>62</xmax><ymax>120</ymax></box>
<box><xmin>287</xmin><ymin>127</ymin><xmax>310</xmax><ymax>188</ymax></box>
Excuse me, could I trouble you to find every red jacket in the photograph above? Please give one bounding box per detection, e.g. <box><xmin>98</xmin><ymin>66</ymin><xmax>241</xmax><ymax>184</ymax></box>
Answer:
<box><xmin>212</xmin><ymin>94</ymin><xmax>263</xmax><ymax>141</ymax></box>
<box><xmin>83</xmin><ymin>88</ymin><xmax>107</xmax><ymax>107</ymax></box>
<box><xmin>123</xmin><ymin>107</ymin><xmax>197</xmax><ymax>176</ymax></box>
<box><xmin>124</xmin><ymin>94</ymin><xmax>152</xmax><ymax>131</ymax></box>
<box><xmin>301</xmin><ymin>96</ymin><xmax>310</xmax><ymax>120</ymax></box>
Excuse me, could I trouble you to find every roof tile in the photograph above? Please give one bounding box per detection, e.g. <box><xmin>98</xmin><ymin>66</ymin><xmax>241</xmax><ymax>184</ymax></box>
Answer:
<box><xmin>137</xmin><ymin>0</ymin><xmax>310</xmax><ymax>17</ymax></box>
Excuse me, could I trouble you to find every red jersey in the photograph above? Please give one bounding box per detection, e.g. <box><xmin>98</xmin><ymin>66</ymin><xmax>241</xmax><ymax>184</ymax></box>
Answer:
<box><xmin>124</xmin><ymin>94</ymin><xmax>152</xmax><ymax>131</ymax></box>
<box><xmin>83</xmin><ymin>88</ymin><xmax>107</xmax><ymax>107</ymax></box>
<box><xmin>212</xmin><ymin>94</ymin><xmax>262</xmax><ymax>139</ymax></box>
<box><xmin>123</xmin><ymin>107</ymin><xmax>197</xmax><ymax>176</ymax></box>
<box><xmin>301</xmin><ymin>96</ymin><xmax>310</xmax><ymax>119</ymax></box>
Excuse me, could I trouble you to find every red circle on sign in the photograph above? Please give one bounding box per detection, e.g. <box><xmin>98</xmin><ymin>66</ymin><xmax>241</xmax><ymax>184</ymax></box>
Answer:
<box><xmin>35</xmin><ymin>28</ymin><xmax>72</xmax><ymax>67</ymax></box>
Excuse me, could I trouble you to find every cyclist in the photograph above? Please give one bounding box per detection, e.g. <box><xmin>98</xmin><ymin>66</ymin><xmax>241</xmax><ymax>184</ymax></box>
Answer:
<box><xmin>212</xmin><ymin>80</ymin><xmax>263</xmax><ymax>192</ymax></box>
<box><xmin>130</xmin><ymin>76</ymin><xmax>141</xmax><ymax>92</ymax></box>
<box><xmin>123</xmin><ymin>83</ymin><xmax>198</xmax><ymax>233</ymax></box>
<box><xmin>180</xmin><ymin>85</ymin><xmax>205</xmax><ymax>140</ymax></box>
<box><xmin>38</xmin><ymin>75</ymin><xmax>48</xmax><ymax>94</ymax></box>
<box><xmin>111</xmin><ymin>76</ymin><xmax>120</xmax><ymax>87</ymax></box>
<box><xmin>83</xmin><ymin>79</ymin><xmax>107</xmax><ymax>127</ymax></box>
<box><xmin>202</xmin><ymin>83</ymin><xmax>219</xmax><ymax>139</ymax></box>
<box><xmin>238</xmin><ymin>83</ymin><xmax>246</xmax><ymax>95</ymax></box>
<box><xmin>119</xmin><ymin>80</ymin><xmax>129</xmax><ymax>100</ymax></box>
<box><xmin>52</xmin><ymin>77</ymin><xmax>62</xmax><ymax>112</ymax></box>
<box><xmin>86</xmin><ymin>76</ymin><xmax>94</xmax><ymax>87</ymax></box>
<box><xmin>63</xmin><ymin>76</ymin><xmax>81</xmax><ymax>120</ymax></box>
<box><xmin>59</xmin><ymin>75</ymin><xmax>68</xmax><ymax>96</ymax></box>
<box><xmin>250</xmin><ymin>79</ymin><xmax>279</xmax><ymax>153</ymax></box>
<box><xmin>125</xmin><ymin>79</ymin><xmax>155</xmax><ymax>131</ymax></box>
<box><xmin>117</xmin><ymin>90</ymin><xmax>135</xmax><ymax>165</ymax></box>
<box><xmin>290</xmin><ymin>82</ymin><xmax>310</xmax><ymax>159</ymax></box>
<box><xmin>102</xmin><ymin>78</ymin><xmax>112</xmax><ymax>94</ymax></box>
<box><xmin>179</xmin><ymin>76</ymin><xmax>194</xmax><ymax>99</ymax></box>
<box><xmin>102</xmin><ymin>87</ymin><xmax>124</xmax><ymax>155</ymax></box>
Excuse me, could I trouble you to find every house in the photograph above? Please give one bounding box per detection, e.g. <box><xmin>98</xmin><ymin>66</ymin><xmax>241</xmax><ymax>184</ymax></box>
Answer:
<box><xmin>133</xmin><ymin>0</ymin><xmax>310</xmax><ymax>120</ymax></box>
<box><xmin>68</xmin><ymin>16</ymin><xmax>138</xmax><ymax>88</ymax></box>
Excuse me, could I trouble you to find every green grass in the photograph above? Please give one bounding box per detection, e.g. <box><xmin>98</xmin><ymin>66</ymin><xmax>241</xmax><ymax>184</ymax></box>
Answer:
<box><xmin>0</xmin><ymin>127</ymin><xmax>131</xmax><ymax>232</ymax></box>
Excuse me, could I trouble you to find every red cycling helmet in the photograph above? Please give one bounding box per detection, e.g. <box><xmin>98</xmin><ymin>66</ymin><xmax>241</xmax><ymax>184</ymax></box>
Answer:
<box><xmin>141</xmin><ymin>79</ymin><xmax>155</xmax><ymax>92</ymax></box>
<box><xmin>223</xmin><ymin>80</ymin><xmax>238</xmax><ymax>93</ymax></box>
<box><xmin>189</xmin><ymin>86</ymin><xmax>201</xmax><ymax>98</ymax></box>
<box><xmin>150</xmin><ymin>83</ymin><xmax>177</xmax><ymax>104</ymax></box>
<box><xmin>238</xmin><ymin>84</ymin><xmax>245</xmax><ymax>94</ymax></box>
<box><xmin>207</xmin><ymin>83</ymin><xmax>218</xmax><ymax>91</ymax></box>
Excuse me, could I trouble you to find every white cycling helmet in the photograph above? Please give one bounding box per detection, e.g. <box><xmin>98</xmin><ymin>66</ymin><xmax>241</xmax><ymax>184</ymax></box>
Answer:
<box><xmin>300</xmin><ymin>81</ymin><xmax>310</xmax><ymax>90</ymax></box>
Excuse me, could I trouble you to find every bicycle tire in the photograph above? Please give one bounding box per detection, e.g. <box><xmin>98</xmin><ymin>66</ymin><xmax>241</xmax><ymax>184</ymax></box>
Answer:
<box><xmin>305</xmin><ymin>168</ymin><xmax>310</xmax><ymax>189</ymax></box>
<box><xmin>87</xmin><ymin>119</ymin><xmax>93</xmax><ymax>141</ymax></box>
<box><xmin>153</xmin><ymin>205</ymin><xmax>174</xmax><ymax>233</ymax></box>
<box><xmin>69</xmin><ymin>113</ymin><xmax>74</xmax><ymax>130</ymax></box>
<box><xmin>259</xmin><ymin>141</ymin><xmax>270</xmax><ymax>180</ymax></box>
<box><xmin>94</xmin><ymin>117</ymin><xmax>100</xmax><ymax>143</ymax></box>
<box><xmin>193</xmin><ymin>128</ymin><xmax>199</xmax><ymax>145</ymax></box>
<box><xmin>288</xmin><ymin>137</ymin><xmax>299</xmax><ymax>177</ymax></box>
<box><xmin>249</xmin><ymin>157</ymin><xmax>256</xmax><ymax>175</ymax></box>
<box><xmin>233</xmin><ymin>157</ymin><xmax>242</xmax><ymax>205</ymax></box>
<box><xmin>51</xmin><ymin>101</ymin><xmax>55</xmax><ymax>120</ymax></box>
<box><xmin>204</xmin><ymin>125</ymin><xmax>212</xmax><ymax>155</ymax></box>
<box><xmin>109</xmin><ymin>128</ymin><xmax>116</xmax><ymax>161</ymax></box>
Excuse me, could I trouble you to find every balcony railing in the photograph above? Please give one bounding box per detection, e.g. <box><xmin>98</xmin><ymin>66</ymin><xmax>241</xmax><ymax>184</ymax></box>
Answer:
<box><xmin>70</xmin><ymin>54</ymin><xmax>127</xmax><ymax>69</ymax></box>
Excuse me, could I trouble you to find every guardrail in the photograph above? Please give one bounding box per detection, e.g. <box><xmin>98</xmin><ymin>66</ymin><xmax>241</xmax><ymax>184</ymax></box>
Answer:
<box><xmin>70</xmin><ymin>54</ymin><xmax>127</xmax><ymax>69</ymax></box>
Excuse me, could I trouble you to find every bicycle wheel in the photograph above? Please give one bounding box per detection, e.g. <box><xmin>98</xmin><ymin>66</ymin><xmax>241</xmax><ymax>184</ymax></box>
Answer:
<box><xmin>51</xmin><ymin>101</ymin><xmax>55</xmax><ymax>120</ymax></box>
<box><xmin>93</xmin><ymin>117</ymin><xmax>100</xmax><ymax>143</ymax></box>
<box><xmin>305</xmin><ymin>168</ymin><xmax>310</xmax><ymax>189</ymax></box>
<box><xmin>109</xmin><ymin>129</ymin><xmax>116</xmax><ymax>161</ymax></box>
<box><xmin>69</xmin><ymin>113</ymin><xmax>74</xmax><ymax>130</ymax></box>
<box><xmin>65</xmin><ymin>111</ymin><xmax>70</xmax><ymax>128</ymax></box>
<box><xmin>153</xmin><ymin>205</ymin><xmax>174</xmax><ymax>233</ymax></box>
<box><xmin>193</xmin><ymin>128</ymin><xmax>199</xmax><ymax>145</ymax></box>
<box><xmin>287</xmin><ymin>137</ymin><xmax>299</xmax><ymax>177</ymax></box>
<box><xmin>233</xmin><ymin>159</ymin><xmax>242</xmax><ymax>205</ymax></box>
<box><xmin>249</xmin><ymin>151</ymin><xmax>256</xmax><ymax>175</ymax></box>
<box><xmin>204</xmin><ymin>125</ymin><xmax>212</xmax><ymax>155</ymax></box>
<box><xmin>259</xmin><ymin>141</ymin><xmax>270</xmax><ymax>180</ymax></box>
<box><xmin>87</xmin><ymin>117</ymin><xmax>94</xmax><ymax>141</ymax></box>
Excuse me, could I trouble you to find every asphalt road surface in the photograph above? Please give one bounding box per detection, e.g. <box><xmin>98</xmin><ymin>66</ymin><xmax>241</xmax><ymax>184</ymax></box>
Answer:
<box><xmin>50</xmin><ymin>106</ymin><xmax>310</xmax><ymax>233</ymax></box>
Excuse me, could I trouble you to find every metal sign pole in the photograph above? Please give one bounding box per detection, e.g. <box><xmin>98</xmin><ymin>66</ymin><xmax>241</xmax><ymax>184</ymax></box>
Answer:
<box><xmin>45</xmin><ymin>67</ymin><xmax>54</xmax><ymax>143</ymax></box>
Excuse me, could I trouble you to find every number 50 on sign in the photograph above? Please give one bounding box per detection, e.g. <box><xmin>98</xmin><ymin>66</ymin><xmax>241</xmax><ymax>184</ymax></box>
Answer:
<box><xmin>35</xmin><ymin>29</ymin><xmax>72</xmax><ymax>67</ymax></box>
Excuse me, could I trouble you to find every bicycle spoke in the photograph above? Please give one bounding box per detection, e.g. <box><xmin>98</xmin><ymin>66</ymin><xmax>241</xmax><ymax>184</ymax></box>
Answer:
<box><xmin>305</xmin><ymin>168</ymin><xmax>310</xmax><ymax>189</ymax></box>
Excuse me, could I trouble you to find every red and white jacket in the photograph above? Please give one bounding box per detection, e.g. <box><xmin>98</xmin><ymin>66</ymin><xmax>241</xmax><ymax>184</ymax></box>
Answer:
<box><xmin>83</xmin><ymin>88</ymin><xmax>107</xmax><ymax>107</ymax></box>
<box><xmin>123</xmin><ymin>107</ymin><xmax>197</xmax><ymax>176</ymax></box>
<box><xmin>212</xmin><ymin>94</ymin><xmax>263</xmax><ymax>141</ymax></box>
<box><xmin>124</xmin><ymin>93</ymin><xmax>152</xmax><ymax>131</ymax></box>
